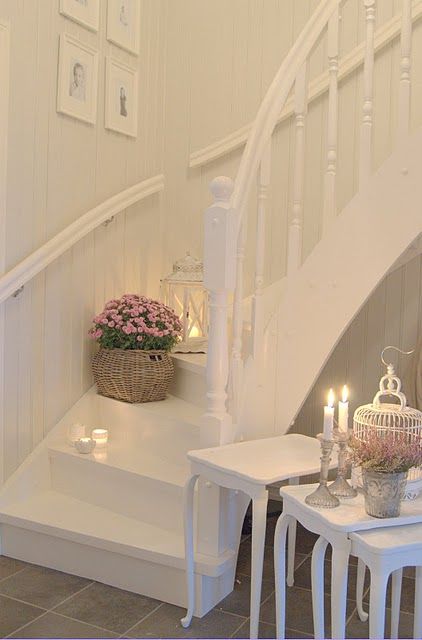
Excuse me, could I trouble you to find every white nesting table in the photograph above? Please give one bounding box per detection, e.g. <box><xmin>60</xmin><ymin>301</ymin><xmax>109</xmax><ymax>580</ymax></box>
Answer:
<box><xmin>181</xmin><ymin>434</ymin><xmax>334</xmax><ymax>639</ymax></box>
<box><xmin>274</xmin><ymin>484</ymin><xmax>422</xmax><ymax>640</ymax></box>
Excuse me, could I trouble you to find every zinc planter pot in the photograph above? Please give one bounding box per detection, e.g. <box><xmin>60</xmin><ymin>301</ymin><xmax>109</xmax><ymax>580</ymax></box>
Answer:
<box><xmin>362</xmin><ymin>469</ymin><xmax>407</xmax><ymax>518</ymax></box>
<box><xmin>92</xmin><ymin>348</ymin><xmax>174</xmax><ymax>404</ymax></box>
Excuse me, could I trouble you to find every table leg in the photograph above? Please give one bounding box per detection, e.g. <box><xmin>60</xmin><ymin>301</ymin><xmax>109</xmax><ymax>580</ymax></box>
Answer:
<box><xmin>311</xmin><ymin>536</ymin><xmax>328</xmax><ymax>640</ymax></box>
<box><xmin>331</xmin><ymin>543</ymin><xmax>351</xmax><ymax>640</ymax></box>
<box><xmin>287</xmin><ymin>477</ymin><xmax>299</xmax><ymax>587</ymax></box>
<box><xmin>356</xmin><ymin>558</ymin><xmax>368</xmax><ymax>622</ymax></box>
<box><xmin>390</xmin><ymin>568</ymin><xmax>403</xmax><ymax>639</ymax></box>
<box><xmin>249</xmin><ymin>491</ymin><xmax>269</xmax><ymax>639</ymax></box>
<box><xmin>274</xmin><ymin>513</ymin><xmax>294</xmax><ymax>640</ymax></box>
<box><xmin>181</xmin><ymin>474</ymin><xmax>199</xmax><ymax>628</ymax></box>
<box><xmin>413</xmin><ymin>566</ymin><xmax>422</xmax><ymax>640</ymax></box>
<box><xmin>368</xmin><ymin>568</ymin><xmax>389</xmax><ymax>640</ymax></box>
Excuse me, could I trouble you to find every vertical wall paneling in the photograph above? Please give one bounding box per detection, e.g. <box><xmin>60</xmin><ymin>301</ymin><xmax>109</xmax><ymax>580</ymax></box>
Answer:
<box><xmin>0</xmin><ymin>20</ymin><xmax>10</xmax><ymax>483</ymax></box>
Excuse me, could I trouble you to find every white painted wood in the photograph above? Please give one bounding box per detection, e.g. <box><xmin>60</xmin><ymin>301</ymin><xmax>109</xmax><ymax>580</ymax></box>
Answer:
<box><xmin>323</xmin><ymin>7</ymin><xmax>339</xmax><ymax>230</ymax></box>
<box><xmin>359</xmin><ymin>1</ymin><xmax>376</xmax><ymax>188</ymax></box>
<box><xmin>398</xmin><ymin>0</ymin><xmax>413</xmax><ymax>138</ymax></box>
<box><xmin>0</xmin><ymin>20</ymin><xmax>10</xmax><ymax>485</ymax></box>
<box><xmin>287</xmin><ymin>63</ymin><xmax>308</xmax><ymax>275</ymax></box>
<box><xmin>189</xmin><ymin>2</ymin><xmax>422</xmax><ymax>170</ymax></box>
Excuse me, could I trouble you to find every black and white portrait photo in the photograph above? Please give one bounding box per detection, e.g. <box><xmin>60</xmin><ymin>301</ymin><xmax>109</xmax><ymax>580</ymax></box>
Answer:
<box><xmin>60</xmin><ymin>0</ymin><xmax>100</xmax><ymax>32</ymax></box>
<box><xmin>105</xmin><ymin>57</ymin><xmax>137</xmax><ymax>137</ymax></box>
<box><xmin>57</xmin><ymin>34</ymin><xmax>98</xmax><ymax>124</ymax></box>
<box><xmin>69</xmin><ymin>60</ymin><xmax>86</xmax><ymax>102</ymax></box>
<box><xmin>107</xmin><ymin>0</ymin><xmax>140</xmax><ymax>55</ymax></box>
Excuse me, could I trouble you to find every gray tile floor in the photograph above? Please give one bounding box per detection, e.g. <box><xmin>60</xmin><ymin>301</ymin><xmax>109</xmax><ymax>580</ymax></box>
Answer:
<box><xmin>0</xmin><ymin>516</ymin><xmax>417</xmax><ymax>639</ymax></box>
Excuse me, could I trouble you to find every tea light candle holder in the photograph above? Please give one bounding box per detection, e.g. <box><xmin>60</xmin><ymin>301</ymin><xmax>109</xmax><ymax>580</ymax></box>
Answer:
<box><xmin>91</xmin><ymin>428</ymin><xmax>108</xmax><ymax>449</ymax></box>
<box><xmin>67</xmin><ymin>423</ymin><xmax>86</xmax><ymax>445</ymax></box>
<box><xmin>329</xmin><ymin>430</ymin><xmax>357</xmax><ymax>498</ymax></box>
<box><xmin>75</xmin><ymin>437</ymin><xmax>96</xmax><ymax>454</ymax></box>
<box><xmin>305</xmin><ymin>433</ymin><xmax>340</xmax><ymax>508</ymax></box>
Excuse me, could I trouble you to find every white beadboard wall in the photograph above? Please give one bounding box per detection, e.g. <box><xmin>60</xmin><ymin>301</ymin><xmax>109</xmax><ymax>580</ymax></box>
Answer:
<box><xmin>0</xmin><ymin>0</ymin><xmax>167</xmax><ymax>481</ymax></box>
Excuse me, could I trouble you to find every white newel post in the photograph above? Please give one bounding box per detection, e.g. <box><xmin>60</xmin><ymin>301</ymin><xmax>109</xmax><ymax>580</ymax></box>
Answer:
<box><xmin>398</xmin><ymin>0</ymin><xmax>412</xmax><ymax>139</ymax></box>
<box><xmin>202</xmin><ymin>176</ymin><xmax>237</xmax><ymax>448</ymax></box>
<box><xmin>287</xmin><ymin>63</ymin><xmax>307</xmax><ymax>275</ymax></box>
<box><xmin>359</xmin><ymin>0</ymin><xmax>375</xmax><ymax>189</ymax></box>
<box><xmin>323</xmin><ymin>7</ymin><xmax>339</xmax><ymax>231</ymax></box>
<box><xmin>252</xmin><ymin>141</ymin><xmax>271</xmax><ymax>359</ymax></box>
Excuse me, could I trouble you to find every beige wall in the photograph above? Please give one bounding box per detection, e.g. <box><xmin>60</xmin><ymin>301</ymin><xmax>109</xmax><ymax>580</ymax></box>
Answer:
<box><xmin>0</xmin><ymin>0</ymin><xmax>166</xmax><ymax>480</ymax></box>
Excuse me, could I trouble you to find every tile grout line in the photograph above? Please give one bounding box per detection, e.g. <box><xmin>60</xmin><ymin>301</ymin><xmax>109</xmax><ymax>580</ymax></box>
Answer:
<box><xmin>0</xmin><ymin>566</ymin><xmax>29</xmax><ymax>585</ymax></box>
<box><xmin>46</xmin><ymin>610</ymin><xmax>124</xmax><ymax>637</ymax></box>
<box><xmin>120</xmin><ymin>602</ymin><xmax>165</xmax><ymax>637</ymax></box>
<box><xmin>49</xmin><ymin>580</ymin><xmax>95</xmax><ymax>612</ymax></box>
<box><xmin>230</xmin><ymin>615</ymin><xmax>250</xmax><ymax>638</ymax></box>
<box><xmin>5</xmin><ymin>610</ymin><xmax>49</xmax><ymax>639</ymax></box>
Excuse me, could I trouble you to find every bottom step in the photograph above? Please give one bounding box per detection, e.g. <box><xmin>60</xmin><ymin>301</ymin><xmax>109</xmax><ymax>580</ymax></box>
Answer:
<box><xmin>0</xmin><ymin>491</ymin><xmax>236</xmax><ymax>617</ymax></box>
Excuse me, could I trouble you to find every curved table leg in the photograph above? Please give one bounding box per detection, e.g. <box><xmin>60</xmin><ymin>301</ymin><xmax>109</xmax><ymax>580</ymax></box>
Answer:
<box><xmin>331</xmin><ymin>543</ymin><xmax>351</xmax><ymax>640</ymax></box>
<box><xmin>311</xmin><ymin>536</ymin><xmax>329</xmax><ymax>640</ymax></box>
<box><xmin>181</xmin><ymin>474</ymin><xmax>200</xmax><ymax>628</ymax></box>
<box><xmin>369</xmin><ymin>568</ymin><xmax>389</xmax><ymax>640</ymax></box>
<box><xmin>249</xmin><ymin>490</ymin><xmax>269</xmax><ymax>639</ymax></box>
<box><xmin>414</xmin><ymin>566</ymin><xmax>422</xmax><ymax>640</ymax></box>
<box><xmin>390</xmin><ymin>568</ymin><xmax>403</xmax><ymax>639</ymax></box>
<box><xmin>356</xmin><ymin>558</ymin><xmax>369</xmax><ymax>622</ymax></box>
<box><xmin>287</xmin><ymin>518</ymin><xmax>297</xmax><ymax>587</ymax></box>
<box><xmin>274</xmin><ymin>513</ymin><xmax>294</xmax><ymax>640</ymax></box>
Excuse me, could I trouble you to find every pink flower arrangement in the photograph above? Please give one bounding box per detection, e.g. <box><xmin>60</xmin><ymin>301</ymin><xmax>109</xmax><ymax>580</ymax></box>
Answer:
<box><xmin>349</xmin><ymin>431</ymin><xmax>422</xmax><ymax>473</ymax></box>
<box><xmin>89</xmin><ymin>294</ymin><xmax>182</xmax><ymax>352</ymax></box>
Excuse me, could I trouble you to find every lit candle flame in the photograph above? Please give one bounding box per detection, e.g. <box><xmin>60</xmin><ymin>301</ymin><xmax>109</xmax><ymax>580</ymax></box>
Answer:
<box><xmin>189</xmin><ymin>325</ymin><xmax>200</xmax><ymax>338</ymax></box>
<box><xmin>328</xmin><ymin>388</ymin><xmax>335</xmax><ymax>408</ymax></box>
<box><xmin>342</xmin><ymin>385</ymin><xmax>349</xmax><ymax>403</ymax></box>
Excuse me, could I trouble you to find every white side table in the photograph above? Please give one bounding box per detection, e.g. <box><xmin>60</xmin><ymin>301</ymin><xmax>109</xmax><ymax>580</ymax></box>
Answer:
<box><xmin>181</xmin><ymin>434</ymin><xmax>334</xmax><ymax>639</ymax></box>
<box><xmin>274</xmin><ymin>484</ymin><xmax>422</xmax><ymax>640</ymax></box>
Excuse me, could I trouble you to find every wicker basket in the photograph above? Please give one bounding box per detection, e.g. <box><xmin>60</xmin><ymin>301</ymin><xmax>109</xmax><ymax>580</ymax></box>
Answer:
<box><xmin>92</xmin><ymin>348</ymin><xmax>174</xmax><ymax>403</ymax></box>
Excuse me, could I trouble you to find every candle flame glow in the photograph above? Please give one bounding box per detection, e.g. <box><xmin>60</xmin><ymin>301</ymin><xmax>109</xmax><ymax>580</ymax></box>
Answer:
<box><xmin>328</xmin><ymin>388</ymin><xmax>335</xmax><ymax>408</ymax></box>
<box><xmin>342</xmin><ymin>385</ymin><xmax>349</xmax><ymax>403</ymax></box>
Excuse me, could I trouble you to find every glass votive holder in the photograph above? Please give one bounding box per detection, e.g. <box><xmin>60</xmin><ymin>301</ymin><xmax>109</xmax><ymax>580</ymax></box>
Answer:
<box><xmin>91</xmin><ymin>428</ymin><xmax>108</xmax><ymax>449</ymax></box>
<box><xmin>75</xmin><ymin>437</ymin><xmax>96</xmax><ymax>454</ymax></box>
<box><xmin>67</xmin><ymin>423</ymin><xmax>86</xmax><ymax>446</ymax></box>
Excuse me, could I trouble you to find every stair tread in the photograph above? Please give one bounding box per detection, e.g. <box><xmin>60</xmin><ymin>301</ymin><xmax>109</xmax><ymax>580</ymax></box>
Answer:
<box><xmin>0</xmin><ymin>490</ymin><xmax>233</xmax><ymax>575</ymax></box>
<box><xmin>48</xmin><ymin>441</ymin><xmax>190</xmax><ymax>487</ymax></box>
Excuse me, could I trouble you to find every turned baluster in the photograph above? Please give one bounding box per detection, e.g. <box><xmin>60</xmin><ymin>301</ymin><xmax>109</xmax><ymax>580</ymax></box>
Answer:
<box><xmin>202</xmin><ymin>176</ymin><xmax>237</xmax><ymax>446</ymax></box>
<box><xmin>397</xmin><ymin>0</ymin><xmax>412</xmax><ymax>139</ymax></box>
<box><xmin>287</xmin><ymin>63</ymin><xmax>307</xmax><ymax>275</ymax></box>
<box><xmin>323</xmin><ymin>7</ymin><xmax>339</xmax><ymax>230</ymax></box>
<box><xmin>359</xmin><ymin>0</ymin><xmax>376</xmax><ymax>188</ymax></box>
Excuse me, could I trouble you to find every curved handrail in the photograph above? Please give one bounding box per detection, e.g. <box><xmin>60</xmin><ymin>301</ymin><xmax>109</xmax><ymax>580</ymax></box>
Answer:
<box><xmin>189</xmin><ymin>0</ymin><xmax>422</xmax><ymax>169</ymax></box>
<box><xmin>231</xmin><ymin>0</ymin><xmax>340</xmax><ymax>225</ymax></box>
<box><xmin>0</xmin><ymin>174</ymin><xmax>164</xmax><ymax>305</ymax></box>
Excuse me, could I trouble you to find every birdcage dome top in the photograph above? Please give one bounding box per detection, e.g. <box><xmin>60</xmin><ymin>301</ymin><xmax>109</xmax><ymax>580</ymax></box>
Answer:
<box><xmin>163</xmin><ymin>252</ymin><xmax>204</xmax><ymax>283</ymax></box>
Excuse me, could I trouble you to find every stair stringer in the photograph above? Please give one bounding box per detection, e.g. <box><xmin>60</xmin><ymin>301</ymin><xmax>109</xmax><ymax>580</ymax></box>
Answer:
<box><xmin>272</xmin><ymin>130</ymin><xmax>422</xmax><ymax>434</ymax></box>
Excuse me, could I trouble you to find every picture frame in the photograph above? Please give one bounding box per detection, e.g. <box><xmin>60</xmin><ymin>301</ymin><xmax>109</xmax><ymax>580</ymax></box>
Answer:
<box><xmin>105</xmin><ymin>57</ymin><xmax>138</xmax><ymax>137</ymax></box>
<box><xmin>106</xmin><ymin>0</ymin><xmax>140</xmax><ymax>55</ymax></box>
<box><xmin>57</xmin><ymin>33</ymin><xmax>99</xmax><ymax>125</ymax></box>
<box><xmin>59</xmin><ymin>0</ymin><xmax>100</xmax><ymax>32</ymax></box>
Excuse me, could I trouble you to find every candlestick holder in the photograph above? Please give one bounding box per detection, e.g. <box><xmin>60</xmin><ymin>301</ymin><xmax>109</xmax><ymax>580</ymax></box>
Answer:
<box><xmin>305</xmin><ymin>434</ymin><xmax>340</xmax><ymax>508</ymax></box>
<box><xmin>329</xmin><ymin>430</ymin><xmax>357</xmax><ymax>498</ymax></box>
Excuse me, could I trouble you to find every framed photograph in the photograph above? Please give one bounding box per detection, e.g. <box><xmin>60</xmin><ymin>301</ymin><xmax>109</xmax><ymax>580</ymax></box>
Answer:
<box><xmin>105</xmin><ymin>57</ymin><xmax>138</xmax><ymax>137</ymax></box>
<box><xmin>59</xmin><ymin>0</ymin><xmax>100</xmax><ymax>32</ymax></box>
<box><xmin>57</xmin><ymin>33</ymin><xmax>99</xmax><ymax>125</ymax></box>
<box><xmin>106</xmin><ymin>0</ymin><xmax>140</xmax><ymax>55</ymax></box>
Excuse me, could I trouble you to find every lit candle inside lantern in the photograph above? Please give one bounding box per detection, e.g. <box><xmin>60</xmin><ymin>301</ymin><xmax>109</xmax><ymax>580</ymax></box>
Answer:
<box><xmin>68</xmin><ymin>423</ymin><xmax>86</xmax><ymax>445</ymax></box>
<box><xmin>91</xmin><ymin>428</ymin><xmax>108</xmax><ymax>449</ymax></box>
<box><xmin>338</xmin><ymin>385</ymin><xmax>349</xmax><ymax>433</ymax></box>
<box><xmin>189</xmin><ymin>325</ymin><xmax>200</xmax><ymax>338</ymax></box>
<box><xmin>323</xmin><ymin>389</ymin><xmax>335</xmax><ymax>440</ymax></box>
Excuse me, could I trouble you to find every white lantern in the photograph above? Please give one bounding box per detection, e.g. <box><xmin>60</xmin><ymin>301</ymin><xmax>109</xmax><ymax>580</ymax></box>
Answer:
<box><xmin>161</xmin><ymin>253</ymin><xmax>208</xmax><ymax>353</ymax></box>
<box><xmin>352</xmin><ymin>347</ymin><xmax>422</xmax><ymax>499</ymax></box>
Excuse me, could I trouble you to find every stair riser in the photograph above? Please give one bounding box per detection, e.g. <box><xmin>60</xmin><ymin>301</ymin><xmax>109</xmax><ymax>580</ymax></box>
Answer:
<box><xmin>49</xmin><ymin>454</ymin><xmax>184</xmax><ymax>532</ymax></box>
<box><xmin>0</xmin><ymin>524</ymin><xmax>235</xmax><ymax>617</ymax></box>
<box><xmin>169</xmin><ymin>365</ymin><xmax>206</xmax><ymax>408</ymax></box>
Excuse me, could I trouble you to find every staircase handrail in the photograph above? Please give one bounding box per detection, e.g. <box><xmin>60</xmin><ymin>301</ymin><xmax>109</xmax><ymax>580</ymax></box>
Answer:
<box><xmin>0</xmin><ymin>174</ymin><xmax>164</xmax><ymax>305</ymax></box>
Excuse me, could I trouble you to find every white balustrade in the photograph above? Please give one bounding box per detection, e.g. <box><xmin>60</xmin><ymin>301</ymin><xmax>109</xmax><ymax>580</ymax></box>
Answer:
<box><xmin>202</xmin><ymin>176</ymin><xmax>237</xmax><ymax>446</ymax></box>
<box><xmin>359</xmin><ymin>0</ymin><xmax>376</xmax><ymax>188</ymax></box>
<box><xmin>323</xmin><ymin>7</ymin><xmax>339</xmax><ymax>230</ymax></box>
<box><xmin>230</xmin><ymin>217</ymin><xmax>247</xmax><ymax>422</ymax></box>
<box><xmin>252</xmin><ymin>141</ymin><xmax>271</xmax><ymax>358</ymax></box>
<box><xmin>398</xmin><ymin>0</ymin><xmax>412</xmax><ymax>139</ymax></box>
<box><xmin>287</xmin><ymin>63</ymin><xmax>308</xmax><ymax>275</ymax></box>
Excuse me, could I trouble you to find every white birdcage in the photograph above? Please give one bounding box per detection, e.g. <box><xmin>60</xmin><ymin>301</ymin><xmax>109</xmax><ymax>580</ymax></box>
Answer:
<box><xmin>353</xmin><ymin>347</ymin><xmax>422</xmax><ymax>500</ymax></box>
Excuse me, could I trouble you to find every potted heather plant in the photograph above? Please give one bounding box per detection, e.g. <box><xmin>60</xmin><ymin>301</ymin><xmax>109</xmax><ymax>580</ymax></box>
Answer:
<box><xmin>89</xmin><ymin>294</ymin><xmax>182</xmax><ymax>403</ymax></box>
<box><xmin>349</xmin><ymin>431</ymin><xmax>422</xmax><ymax>518</ymax></box>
